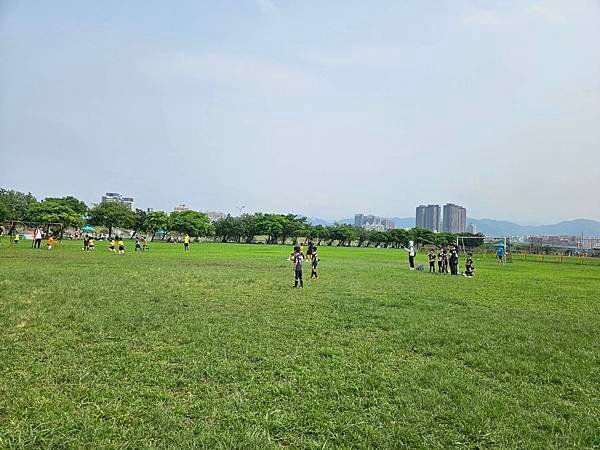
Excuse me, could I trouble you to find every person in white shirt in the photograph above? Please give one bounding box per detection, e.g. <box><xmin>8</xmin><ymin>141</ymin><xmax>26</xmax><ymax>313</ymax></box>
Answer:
<box><xmin>33</xmin><ymin>227</ymin><xmax>43</xmax><ymax>249</ymax></box>
<box><xmin>405</xmin><ymin>240</ymin><xmax>416</xmax><ymax>270</ymax></box>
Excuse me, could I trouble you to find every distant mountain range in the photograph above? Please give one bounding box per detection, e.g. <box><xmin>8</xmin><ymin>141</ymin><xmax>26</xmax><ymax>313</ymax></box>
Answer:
<box><xmin>306</xmin><ymin>217</ymin><xmax>600</xmax><ymax>237</ymax></box>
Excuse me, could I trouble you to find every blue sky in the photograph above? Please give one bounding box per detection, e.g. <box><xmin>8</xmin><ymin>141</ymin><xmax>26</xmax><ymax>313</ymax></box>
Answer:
<box><xmin>1</xmin><ymin>0</ymin><xmax>599</xmax><ymax>222</ymax></box>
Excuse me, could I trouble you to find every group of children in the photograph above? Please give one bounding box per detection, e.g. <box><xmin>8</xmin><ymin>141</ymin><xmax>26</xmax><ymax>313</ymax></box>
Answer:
<box><xmin>289</xmin><ymin>238</ymin><xmax>319</xmax><ymax>287</ymax></box>
<box><xmin>426</xmin><ymin>245</ymin><xmax>475</xmax><ymax>276</ymax></box>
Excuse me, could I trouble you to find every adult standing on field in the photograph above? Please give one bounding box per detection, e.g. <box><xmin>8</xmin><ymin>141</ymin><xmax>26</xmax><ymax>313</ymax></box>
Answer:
<box><xmin>33</xmin><ymin>227</ymin><xmax>43</xmax><ymax>249</ymax></box>
<box><xmin>449</xmin><ymin>245</ymin><xmax>459</xmax><ymax>275</ymax></box>
<box><xmin>405</xmin><ymin>240</ymin><xmax>416</xmax><ymax>270</ymax></box>
<box><xmin>497</xmin><ymin>245</ymin><xmax>504</xmax><ymax>266</ymax></box>
<box><xmin>184</xmin><ymin>234</ymin><xmax>190</xmax><ymax>252</ymax></box>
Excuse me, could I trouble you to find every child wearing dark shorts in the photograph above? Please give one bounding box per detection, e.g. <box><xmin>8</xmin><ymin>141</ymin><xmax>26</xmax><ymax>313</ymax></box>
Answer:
<box><xmin>292</xmin><ymin>245</ymin><xmax>304</xmax><ymax>287</ymax></box>
<box><xmin>311</xmin><ymin>247</ymin><xmax>319</xmax><ymax>278</ymax></box>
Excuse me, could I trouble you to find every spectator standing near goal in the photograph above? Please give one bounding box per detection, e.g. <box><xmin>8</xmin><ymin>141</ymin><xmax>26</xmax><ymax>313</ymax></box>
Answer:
<box><xmin>33</xmin><ymin>227</ymin><xmax>43</xmax><ymax>249</ymax></box>
<box><xmin>497</xmin><ymin>245</ymin><xmax>504</xmax><ymax>266</ymax></box>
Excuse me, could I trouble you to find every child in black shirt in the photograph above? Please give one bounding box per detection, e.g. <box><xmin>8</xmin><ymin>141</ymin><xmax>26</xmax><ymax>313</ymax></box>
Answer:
<box><xmin>428</xmin><ymin>249</ymin><xmax>436</xmax><ymax>273</ymax></box>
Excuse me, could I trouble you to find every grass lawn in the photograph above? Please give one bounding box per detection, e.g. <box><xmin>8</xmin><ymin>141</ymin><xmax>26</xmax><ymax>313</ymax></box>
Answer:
<box><xmin>1</xmin><ymin>239</ymin><xmax>599</xmax><ymax>448</ymax></box>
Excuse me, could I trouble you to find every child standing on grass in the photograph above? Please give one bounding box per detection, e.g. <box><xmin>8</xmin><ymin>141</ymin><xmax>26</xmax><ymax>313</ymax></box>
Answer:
<box><xmin>428</xmin><ymin>249</ymin><xmax>436</xmax><ymax>273</ymax></box>
<box><xmin>88</xmin><ymin>237</ymin><xmax>95</xmax><ymax>251</ymax></box>
<box><xmin>47</xmin><ymin>235</ymin><xmax>54</xmax><ymax>251</ymax></box>
<box><xmin>135</xmin><ymin>238</ymin><xmax>142</xmax><ymax>252</ymax></box>
<box><xmin>109</xmin><ymin>238</ymin><xmax>116</xmax><ymax>252</ymax></box>
<box><xmin>437</xmin><ymin>249</ymin><xmax>444</xmax><ymax>273</ymax></box>
<box><xmin>184</xmin><ymin>234</ymin><xmax>190</xmax><ymax>252</ymax></box>
<box><xmin>118</xmin><ymin>237</ymin><xmax>125</xmax><ymax>255</ymax></box>
<box><xmin>14</xmin><ymin>232</ymin><xmax>19</xmax><ymax>244</ymax></box>
<box><xmin>311</xmin><ymin>247</ymin><xmax>319</xmax><ymax>278</ymax></box>
<box><xmin>142</xmin><ymin>237</ymin><xmax>148</xmax><ymax>251</ymax></box>
<box><xmin>292</xmin><ymin>245</ymin><xmax>304</xmax><ymax>288</ymax></box>
<box><xmin>442</xmin><ymin>249</ymin><xmax>449</xmax><ymax>274</ymax></box>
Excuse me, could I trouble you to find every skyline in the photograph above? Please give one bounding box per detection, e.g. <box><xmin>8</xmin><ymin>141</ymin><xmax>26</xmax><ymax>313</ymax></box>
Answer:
<box><xmin>1</xmin><ymin>1</ymin><xmax>599</xmax><ymax>222</ymax></box>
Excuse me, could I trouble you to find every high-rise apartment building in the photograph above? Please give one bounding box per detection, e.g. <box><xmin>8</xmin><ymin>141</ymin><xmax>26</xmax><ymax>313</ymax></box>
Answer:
<box><xmin>416</xmin><ymin>204</ymin><xmax>441</xmax><ymax>232</ymax></box>
<box><xmin>442</xmin><ymin>203</ymin><xmax>467</xmax><ymax>233</ymax></box>
<box><xmin>101</xmin><ymin>192</ymin><xmax>134</xmax><ymax>210</ymax></box>
<box><xmin>354</xmin><ymin>213</ymin><xmax>395</xmax><ymax>231</ymax></box>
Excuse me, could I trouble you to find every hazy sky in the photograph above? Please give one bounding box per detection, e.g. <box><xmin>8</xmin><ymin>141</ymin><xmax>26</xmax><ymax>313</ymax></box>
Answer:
<box><xmin>1</xmin><ymin>0</ymin><xmax>599</xmax><ymax>223</ymax></box>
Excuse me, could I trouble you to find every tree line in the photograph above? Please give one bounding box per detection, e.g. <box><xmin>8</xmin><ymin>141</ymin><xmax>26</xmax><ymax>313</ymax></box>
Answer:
<box><xmin>0</xmin><ymin>188</ymin><xmax>484</xmax><ymax>247</ymax></box>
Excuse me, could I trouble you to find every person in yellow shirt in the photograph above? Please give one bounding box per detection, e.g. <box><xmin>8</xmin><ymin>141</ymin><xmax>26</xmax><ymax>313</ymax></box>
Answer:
<box><xmin>14</xmin><ymin>232</ymin><xmax>20</xmax><ymax>244</ymax></box>
<box><xmin>109</xmin><ymin>238</ymin><xmax>116</xmax><ymax>252</ymax></box>
<box><xmin>142</xmin><ymin>237</ymin><xmax>148</xmax><ymax>252</ymax></box>
<box><xmin>118</xmin><ymin>237</ymin><xmax>125</xmax><ymax>255</ymax></box>
<box><xmin>183</xmin><ymin>234</ymin><xmax>190</xmax><ymax>252</ymax></box>
<box><xmin>88</xmin><ymin>237</ymin><xmax>95</xmax><ymax>251</ymax></box>
<box><xmin>47</xmin><ymin>235</ymin><xmax>55</xmax><ymax>251</ymax></box>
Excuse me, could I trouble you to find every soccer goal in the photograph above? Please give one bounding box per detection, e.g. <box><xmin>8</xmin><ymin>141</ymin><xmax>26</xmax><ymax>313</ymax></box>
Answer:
<box><xmin>0</xmin><ymin>220</ymin><xmax>64</xmax><ymax>251</ymax></box>
<box><xmin>456</xmin><ymin>235</ymin><xmax>512</xmax><ymax>263</ymax></box>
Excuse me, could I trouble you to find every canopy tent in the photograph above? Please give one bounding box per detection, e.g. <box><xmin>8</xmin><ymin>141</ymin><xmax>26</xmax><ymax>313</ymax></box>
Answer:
<box><xmin>81</xmin><ymin>225</ymin><xmax>95</xmax><ymax>232</ymax></box>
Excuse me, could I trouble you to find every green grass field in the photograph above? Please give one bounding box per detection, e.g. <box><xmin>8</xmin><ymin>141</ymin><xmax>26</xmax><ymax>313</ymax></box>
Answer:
<box><xmin>1</xmin><ymin>240</ymin><xmax>599</xmax><ymax>448</ymax></box>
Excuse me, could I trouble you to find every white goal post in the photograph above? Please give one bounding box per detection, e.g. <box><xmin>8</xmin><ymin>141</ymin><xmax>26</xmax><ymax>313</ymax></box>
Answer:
<box><xmin>455</xmin><ymin>235</ymin><xmax>510</xmax><ymax>263</ymax></box>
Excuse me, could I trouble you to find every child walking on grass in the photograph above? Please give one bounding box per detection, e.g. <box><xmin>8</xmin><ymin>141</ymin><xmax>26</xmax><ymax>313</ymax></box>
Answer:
<box><xmin>118</xmin><ymin>237</ymin><xmax>125</xmax><ymax>255</ymax></box>
<box><xmin>311</xmin><ymin>247</ymin><xmax>319</xmax><ymax>279</ymax></box>
<box><xmin>292</xmin><ymin>245</ymin><xmax>304</xmax><ymax>288</ymax></box>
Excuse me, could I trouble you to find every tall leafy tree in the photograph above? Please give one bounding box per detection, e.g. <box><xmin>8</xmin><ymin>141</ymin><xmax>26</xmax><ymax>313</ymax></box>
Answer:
<box><xmin>170</xmin><ymin>210</ymin><xmax>212</xmax><ymax>237</ymax></box>
<box><xmin>43</xmin><ymin>196</ymin><xmax>88</xmax><ymax>217</ymax></box>
<box><xmin>29</xmin><ymin>200</ymin><xmax>84</xmax><ymax>229</ymax></box>
<box><xmin>145</xmin><ymin>211</ymin><xmax>170</xmax><ymax>241</ymax></box>
<box><xmin>0</xmin><ymin>189</ymin><xmax>37</xmax><ymax>221</ymax></box>
<box><xmin>89</xmin><ymin>202</ymin><xmax>136</xmax><ymax>237</ymax></box>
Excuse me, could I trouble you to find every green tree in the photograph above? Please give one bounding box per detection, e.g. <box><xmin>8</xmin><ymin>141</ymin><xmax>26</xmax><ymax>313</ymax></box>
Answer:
<box><xmin>145</xmin><ymin>211</ymin><xmax>170</xmax><ymax>241</ymax></box>
<box><xmin>29</xmin><ymin>200</ymin><xmax>84</xmax><ymax>229</ymax></box>
<box><xmin>240</xmin><ymin>214</ymin><xmax>259</xmax><ymax>243</ymax></box>
<box><xmin>170</xmin><ymin>210</ymin><xmax>212</xmax><ymax>238</ymax></box>
<box><xmin>89</xmin><ymin>202</ymin><xmax>136</xmax><ymax>237</ymax></box>
<box><xmin>130</xmin><ymin>209</ymin><xmax>148</xmax><ymax>239</ymax></box>
<box><xmin>43</xmin><ymin>196</ymin><xmax>88</xmax><ymax>216</ymax></box>
<box><xmin>214</xmin><ymin>215</ymin><xmax>243</xmax><ymax>243</ymax></box>
<box><xmin>0</xmin><ymin>189</ymin><xmax>37</xmax><ymax>221</ymax></box>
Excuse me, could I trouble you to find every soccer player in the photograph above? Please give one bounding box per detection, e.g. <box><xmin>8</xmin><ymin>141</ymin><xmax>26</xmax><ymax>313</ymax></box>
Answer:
<box><xmin>184</xmin><ymin>234</ymin><xmax>190</xmax><ymax>252</ymax></box>
<box><xmin>306</xmin><ymin>238</ymin><xmax>315</xmax><ymax>260</ymax></box>
<box><xmin>142</xmin><ymin>237</ymin><xmax>148</xmax><ymax>252</ymax></box>
<box><xmin>428</xmin><ymin>249</ymin><xmax>436</xmax><ymax>273</ymax></box>
<box><xmin>88</xmin><ymin>237</ymin><xmax>95</xmax><ymax>251</ymax></box>
<box><xmin>292</xmin><ymin>245</ymin><xmax>304</xmax><ymax>288</ymax></box>
<box><xmin>310</xmin><ymin>246</ymin><xmax>319</xmax><ymax>278</ymax></box>
<box><xmin>437</xmin><ymin>248</ymin><xmax>444</xmax><ymax>273</ymax></box>
<box><xmin>14</xmin><ymin>232</ymin><xmax>20</xmax><ymax>244</ymax></box>
<box><xmin>47</xmin><ymin>235</ymin><xmax>54</xmax><ymax>251</ymax></box>
<box><xmin>83</xmin><ymin>235</ymin><xmax>90</xmax><ymax>251</ymax></box>
<box><xmin>135</xmin><ymin>238</ymin><xmax>142</xmax><ymax>252</ymax></box>
<box><xmin>109</xmin><ymin>238</ymin><xmax>116</xmax><ymax>252</ymax></box>
<box><xmin>118</xmin><ymin>237</ymin><xmax>125</xmax><ymax>255</ymax></box>
<box><xmin>464</xmin><ymin>253</ymin><xmax>475</xmax><ymax>277</ymax></box>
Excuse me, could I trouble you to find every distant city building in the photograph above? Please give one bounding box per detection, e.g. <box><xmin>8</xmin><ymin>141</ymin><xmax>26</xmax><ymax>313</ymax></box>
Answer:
<box><xmin>468</xmin><ymin>223</ymin><xmax>477</xmax><ymax>234</ymax></box>
<box><xmin>354</xmin><ymin>213</ymin><xmax>395</xmax><ymax>231</ymax></box>
<box><xmin>442</xmin><ymin>203</ymin><xmax>467</xmax><ymax>233</ymax></box>
<box><xmin>174</xmin><ymin>204</ymin><xmax>190</xmax><ymax>212</ymax></box>
<box><xmin>416</xmin><ymin>204</ymin><xmax>441</xmax><ymax>232</ymax></box>
<box><xmin>101</xmin><ymin>192</ymin><xmax>134</xmax><ymax>210</ymax></box>
<box><xmin>146</xmin><ymin>208</ymin><xmax>154</xmax><ymax>213</ymax></box>
<box><xmin>206</xmin><ymin>211</ymin><xmax>226</xmax><ymax>222</ymax></box>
